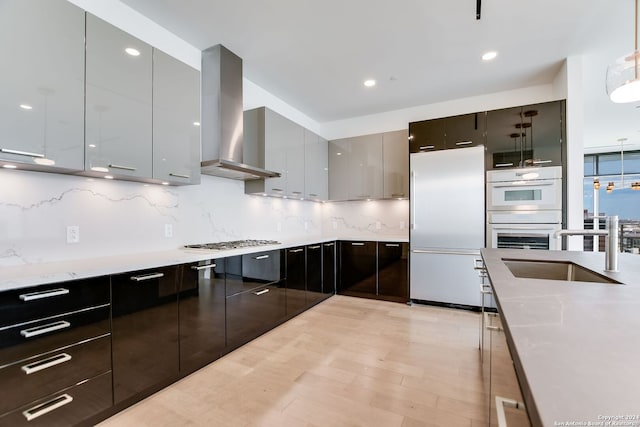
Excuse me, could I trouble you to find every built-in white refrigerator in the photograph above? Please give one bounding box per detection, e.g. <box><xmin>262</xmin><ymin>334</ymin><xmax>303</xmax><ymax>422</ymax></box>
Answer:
<box><xmin>409</xmin><ymin>145</ymin><xmax>485</xmax><ymax>307</ymax></box>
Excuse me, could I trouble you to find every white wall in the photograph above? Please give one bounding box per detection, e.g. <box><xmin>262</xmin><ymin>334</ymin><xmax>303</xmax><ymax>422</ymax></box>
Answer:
<box><xmin>0</xmin><ymin>169</ymin><xmax>324</xmax><ymax>266</ymax></box>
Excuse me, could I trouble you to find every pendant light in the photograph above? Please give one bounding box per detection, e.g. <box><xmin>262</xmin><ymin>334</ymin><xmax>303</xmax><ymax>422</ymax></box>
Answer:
<box><xmin>606</xmin><ymin>0</ymin><xmax>640</xmax><ymax>103</ymax></box>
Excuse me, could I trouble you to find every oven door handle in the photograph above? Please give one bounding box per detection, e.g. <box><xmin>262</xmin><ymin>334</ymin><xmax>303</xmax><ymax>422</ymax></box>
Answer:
<box><xmin>492</xmin><ymin>226</ymin><xmax>558</xmax><ymax>231</ymax></box>
<box><xmin>491</xmin><ymin>182</ymin><xmax>554</xmax><ymax>188</ymax></box>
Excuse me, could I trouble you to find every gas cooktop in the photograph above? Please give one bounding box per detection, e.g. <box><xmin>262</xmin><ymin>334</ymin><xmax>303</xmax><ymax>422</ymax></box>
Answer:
<box><xmin>184</xmin><ymin>239</ymin><xmax>281</xmax><ymax>251</ymax></box>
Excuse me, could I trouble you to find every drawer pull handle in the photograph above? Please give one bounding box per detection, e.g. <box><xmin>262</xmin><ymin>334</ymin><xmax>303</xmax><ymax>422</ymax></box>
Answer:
<box><xmin>254</xmin><ymin>289</ymin><xmax>269</xmax><ymax>296</ymax></box>
<box><xmin>253</xmin><ymin>255</ymin><xmax>270</xmax><ymax>260</ymax></box>
<box><xmin>21</xmin><ymin>321</ymin><xmax>71</xmax><ymax>338</ymax></box>
<box><xmin>108</xmin><ymin>163</ymin><xmax>136</xmax><ymax>171</ymax></box>
<box><xmin>308</xmin><ymin>193</ymin><xmax>318</xmax><ymax>197</ymax></box>
<box><xmin>23</xmin><ymin>394</ymin><xmax>73</xmax><ymax>421</ymax></box>
<box><xmin>22</xmin><ymin>353</ymin><xmax>72</xmax><ymax>375</ymax></box>
<box><xmin>495</xmin><ymin>396</ymin><xmax>526</xmax><ymax>427</ymax></box>
<box><xmin>308</xmin><ymin>245</ymin><xmax>321</xmax><ymax>249</ymax></box>
<box><xmin>130</xmin><ymin>273</ymin><xmax>164</xmax><ymax>281</ymax></box>
<box><xmin>191</xmin><ymin>264</ymin><xmax>216</xmax><ymax>271</ymax></box>
<box><xmin>391</xmin><ymin>193</ymin><xmax>405</xmax><ymax>198</ymax></box>
<box><xmin>351</xmin><ymin>242</ymin><xmax>365</xmax><ymax>246</ymax></box>
<box><xmin>19</xmin><ymin>288</ymin><xmax>69</xmax><ymax>302</ymax></box>
<box><xmin>484</xmin><ymin>312</ymin><xmax>502</xmax><ymax>332</ymax></box>
<box><xmin>1</xmin><ymin>148</ymin><xmax>45</xmax><ymax>158</ymax></box>
<box><xmin>289</xmin><ymin>248</ymin><xmax>304</xmax><ymax>253</ymax></box>
<box><xmin>385</xmin><ymin>243</ymin><xmax>400</xmax><ymax>247</ymax></box>
<box><xmin>169</xmin><ymin>173</ymin><xmax>190</xmax><ymax>179</ymax></box>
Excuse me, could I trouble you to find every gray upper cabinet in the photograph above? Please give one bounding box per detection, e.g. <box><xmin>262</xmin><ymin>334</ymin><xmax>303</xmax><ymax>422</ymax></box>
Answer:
<box><xmin>304</xmin><ymin>130</ymin><xmax>328</xmax><ymax>200</ymax></box>
<box><xmin>329</xmin><ymin>134</ymin><xmax>383</xmax><ymax>200</ymax></box>
<box><xmin>152</xmin><ymin>49</ymin><xmax>201</xmax><ymax>185</ymax></box>
<box><xmin>85</xmin><ymin>14</ymin><xmax>152</xmax><ymax>180</ymax></box>
<box><xmin>245</xmin><ymin>107</ymin><xmax>306</xmax><ymax>198</ymax></box>
<box><xmin>382</xmin><ymin>130</ymin><xmax>409</xmax><ymax>199</ymax></box>
<box><xmin>0</xmin><ymin>0</ymin><xmax>85</xmax><ymax>172</ymax></box>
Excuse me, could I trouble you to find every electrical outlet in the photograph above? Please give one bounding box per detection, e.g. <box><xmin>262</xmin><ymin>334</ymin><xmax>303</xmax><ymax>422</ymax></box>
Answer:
<box><xmin>164</xmin><ymin>224</ymin><xmax>173</xmax><ymax>238</ymax></box>
<box><xmin>66</xmin><ymin>226</ymin><xmax>80</xmax><ymax>244</ymax></box>
<box><xmin>375</xmin><ymin>221</ymin><xmax>381</xmax><ymax>230</ymax></box>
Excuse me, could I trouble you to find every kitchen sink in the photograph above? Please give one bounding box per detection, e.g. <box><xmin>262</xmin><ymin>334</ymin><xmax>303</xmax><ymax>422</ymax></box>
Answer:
<box><xmin>502</xmin><ymin>259</ymin><xmax>622</xmax><ymax>284</ymax></box>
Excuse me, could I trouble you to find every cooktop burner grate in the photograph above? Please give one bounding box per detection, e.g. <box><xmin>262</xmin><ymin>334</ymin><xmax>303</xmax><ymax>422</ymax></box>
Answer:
<box><xmin>184</xmin><ymin>239</ymin><xmax>281</xmax><ymax>250</ymax></box>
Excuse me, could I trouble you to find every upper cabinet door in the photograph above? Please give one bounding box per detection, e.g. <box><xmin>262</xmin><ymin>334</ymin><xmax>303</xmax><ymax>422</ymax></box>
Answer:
<box><xmin>152</xmin><ymin>49</ymin><xmax>201</xmax><ymax>185</ymax></box>
<box><xmin>408</xmin><ymin>118</ymin><xmax>446</xmax><ymax>153</ymax></box>
<box><xmin>522</xmin><ymin>100</ymin><xmax>564</xmax><ymax>167</ymax></box>
<box><xmin>0</xmin><ymin>0</ymin><xmax>85</xmax><ymax>171</ymax></box>
<box><xmin>351</xmin><ymin>134</ymin><xmax>383</xmax><ymax>200</ymax></box>
<box><xmin>485</xmin><ymin>101</ymin><xmax>564</xmax><ymax>169</ymax></box>
<box><xmin>85</xmin><ymin>14</ymin><xmax>152</xmax><ymax>179</ymax></box>
<box><xmin>285</xmin><ymin>123</ymin><xmax>305</xmax><ymax>198</ymax></box>
<box><xmin>304</xmin><ymin>130</ymin><xmax>328</xmax><ymax>201</ymax></box>
<box><xmin>328</xmin><ymin>139</ymin><xmax>352</xmax><ymax>201</ymax></box>
<box><xmin>263</xmin><ymin>108</ymin><xmax>290</xmax><ymax>195</ymax></box>
<box><xmin>382</xmin><ymin>130</ymin><xmax>409</xmax><ymax>199</ymax></box>
<box><xmin>485</xmin><ymin>106</ymin><xmax>525</xmax><ymax>169</ymax></box>
<box><xmin>444</xmin><ymin>113</ymin><xmax>485</xmax><ymax>149</ymax></box>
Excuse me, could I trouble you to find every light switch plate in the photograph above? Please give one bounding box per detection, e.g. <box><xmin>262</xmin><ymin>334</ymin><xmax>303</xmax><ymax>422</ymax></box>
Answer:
<box><xmin>66</xmin><ymin>226</ymin><xmax>80</xmax><ymax>244</ymax></box>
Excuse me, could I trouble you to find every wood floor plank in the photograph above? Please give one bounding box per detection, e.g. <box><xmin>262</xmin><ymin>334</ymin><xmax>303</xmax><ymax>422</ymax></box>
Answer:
<box><xmin>98</xmin><ymin>296</ymin><xmax>490</xmax><ymax>427</ymax></box>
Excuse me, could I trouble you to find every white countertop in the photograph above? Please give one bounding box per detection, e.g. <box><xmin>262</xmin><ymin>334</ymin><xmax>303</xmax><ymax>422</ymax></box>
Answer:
<box><xmin>1</xmin><ymin>236</ymin><xmax>408</xmax><ymax>292</ymax></box>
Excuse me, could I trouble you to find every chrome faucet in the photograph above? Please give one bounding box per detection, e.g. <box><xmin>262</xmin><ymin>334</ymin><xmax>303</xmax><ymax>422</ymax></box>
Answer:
<box><xmin>554</xmin><ymin>215</ymin><xmax>619</xmax><ymax>272</ymax></box>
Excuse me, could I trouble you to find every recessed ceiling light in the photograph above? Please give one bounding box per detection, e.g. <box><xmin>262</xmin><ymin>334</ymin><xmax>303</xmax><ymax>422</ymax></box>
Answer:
<box><xmin>20</xmin><ymin>104</ymin><xmax>32</xmax><ymax>110</ymax></box>
<box><xmin>3</xmin><ymin>164</ymin><xmax>17</xmax><ymax>169</ymax></box>
<box><xmin>104</xmin><ymin>175</ymin><xmax>114</xmax><ymax>180</ymax></box>
<box><xmin>193</xmin><ymin>121</ymin><xmax>200</xmax><ymax>126</ymax></box>
<box><xmin>88</xmin><ymin>144</ymin><xmax>96</xmax><ymax>148</ymax></box>
<box><xmin>364</xmin><ymin>79</ymin><xmax>376</xmax><ymax>87</ymax></box>
<box><xmin>125</xmin><ymin>47</ymin><xmax>140</xmax><ymax>56</ymax></box>
<box><xmin>336</xmin><ymin>152</ymin><xmax>342</xmax><ymax>156</ymax></box>
<box><xmin>161</xmin><ymin>182</ymin><xmax>169</xmax><ymax>186</ymax></box>
<box><xmin>482</xmin><ymin>51</ymin><xmax>498</xmax><ymax>61</ymax></box>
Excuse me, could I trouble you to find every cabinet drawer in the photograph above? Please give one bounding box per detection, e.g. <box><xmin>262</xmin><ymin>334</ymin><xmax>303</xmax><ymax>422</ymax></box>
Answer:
<box><xmin>0</xmin><ymin>277</ymin><xmax>110</xmax><ymax>328</ymax></box>
<box><xmin>225</xmin><ymin>251</ymin><xmax>284</xmax><ymax>296</ymax></box>
<box><xmin>0</xmin><ymin>371</ymin><xmax>112</xmax><ymax>426</ymax></box>
<box><xmin>0</xmin><ymin>306</ymin><xmax>110</xmax><ymax>367</ymax></box>
<box><xmin>0</xmin><ymin>335</ymin><xmax>110</xmax><ymax>415</ymax></box>
<box><xmin>226</xmin><ymin>283</ymin><xmax>286</xmax><ymax>348</ymax></box>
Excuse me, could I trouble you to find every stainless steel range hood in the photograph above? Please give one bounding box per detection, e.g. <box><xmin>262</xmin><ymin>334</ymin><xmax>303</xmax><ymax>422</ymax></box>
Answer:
<box><xmin>200</xmin><ymin>45</ymin><xmax>280</xmax><ymax>180</ymax></box>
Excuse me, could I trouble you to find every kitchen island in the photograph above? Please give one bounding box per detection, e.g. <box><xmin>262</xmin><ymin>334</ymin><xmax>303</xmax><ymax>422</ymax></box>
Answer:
<box><xmin>481</xmin><ymin>248</ymin><xmax>640</xmax><ymax>427</ymax></box>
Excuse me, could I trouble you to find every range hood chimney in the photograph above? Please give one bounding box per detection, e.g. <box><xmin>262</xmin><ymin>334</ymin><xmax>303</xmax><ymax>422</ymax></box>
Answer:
<box><xmin>200</xmin><ymin>45</ymin><xmax>280</xmax><ymax>180</ymax></box>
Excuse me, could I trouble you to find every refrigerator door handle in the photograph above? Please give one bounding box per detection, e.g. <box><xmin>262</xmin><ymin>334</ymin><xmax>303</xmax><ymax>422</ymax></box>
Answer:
<box><xmin>411</xmin><ymin>171</ymin><xmax>416</xmax><ymax>230</ymax></box>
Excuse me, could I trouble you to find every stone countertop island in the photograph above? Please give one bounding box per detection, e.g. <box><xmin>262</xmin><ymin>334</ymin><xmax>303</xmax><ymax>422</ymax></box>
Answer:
<box><xmin>481</xmin><ymin>248</ymin><xmax>640</xmax><ymax>427</ymax></box>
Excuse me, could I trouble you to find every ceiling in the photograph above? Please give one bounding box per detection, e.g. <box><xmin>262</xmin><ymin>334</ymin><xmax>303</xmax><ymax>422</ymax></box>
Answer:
<box><xmin>120</xmin><ymin>0</ymin><xmax>640</xmax><ymax>152</ymax></box>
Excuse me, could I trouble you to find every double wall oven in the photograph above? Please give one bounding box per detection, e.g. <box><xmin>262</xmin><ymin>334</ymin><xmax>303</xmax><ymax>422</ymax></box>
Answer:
<box><xmin>487</xmin><ymin>166</ymin><xmax>563</xmax><ymax>250</ymax></box>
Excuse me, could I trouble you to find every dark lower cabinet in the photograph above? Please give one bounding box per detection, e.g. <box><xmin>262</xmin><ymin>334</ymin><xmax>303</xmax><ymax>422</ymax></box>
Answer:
<box><xmin>0</xmin><ymin>275</ymin><xmax>112</xmax><ymax>425</ymax></box>
<box><xmin>226</xmin><ymin>282</ymin><xmax>286</xmax><ymax>349</ymax></box>
<box><xmin>338</xmin><ymin>240</ymin><xmax>408</xmax><ymax>303</ymax></box>
<box><xmin>322</xmin><ymin>242</ymin><xmax>336</xmax><ymax>295</ymax></box>
<box><xmin>338</xmin><ymin>241</ymin><xmax>377</xmax><ymax>297</ymax></box>
<box><xmin>111</xmin><ymin>265</ymin><xmax>180</xmax><ymax>404</ymax></box>
<box><xmin>179</xmin><ymin>260</ymin><xmax>226</xmax><ymax>374</ymax></box>
<box><xmin>0</xmin><ymin>371</ymin><xmax>112</xmax><ymax>427</ymax></box>
<box><xmin>286</xmin><ymin>247</ymin><xmax>307</xmax><ymax>315</ymax></box>
<box><xmin>224</xmin><ymin>251</ymin><xmax>286</xmax><ymax>349</ymax></box>
<box><xmin>377</xmin><ymin>242</ymin><xmax>409</xmax><ymax>302</ymax></box>
<box><xmin>306</xmin><ymin>244</ymin><xmax>325</xmax><ymax>305</ymax></box>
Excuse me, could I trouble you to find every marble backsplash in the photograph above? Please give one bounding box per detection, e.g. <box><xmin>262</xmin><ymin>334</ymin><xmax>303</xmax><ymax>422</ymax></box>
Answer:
<box><xmin>0</xmin><ymin>169</ymin><xmax>408</xmax><ymax>266</ymax></box>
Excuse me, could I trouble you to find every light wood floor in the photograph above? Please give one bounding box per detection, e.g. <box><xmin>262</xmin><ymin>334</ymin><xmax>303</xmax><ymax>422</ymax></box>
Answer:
<box><xmin>98</xmin><ymin>296</ymin><xmax>489</xmax><ymax>427</ymax></box>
